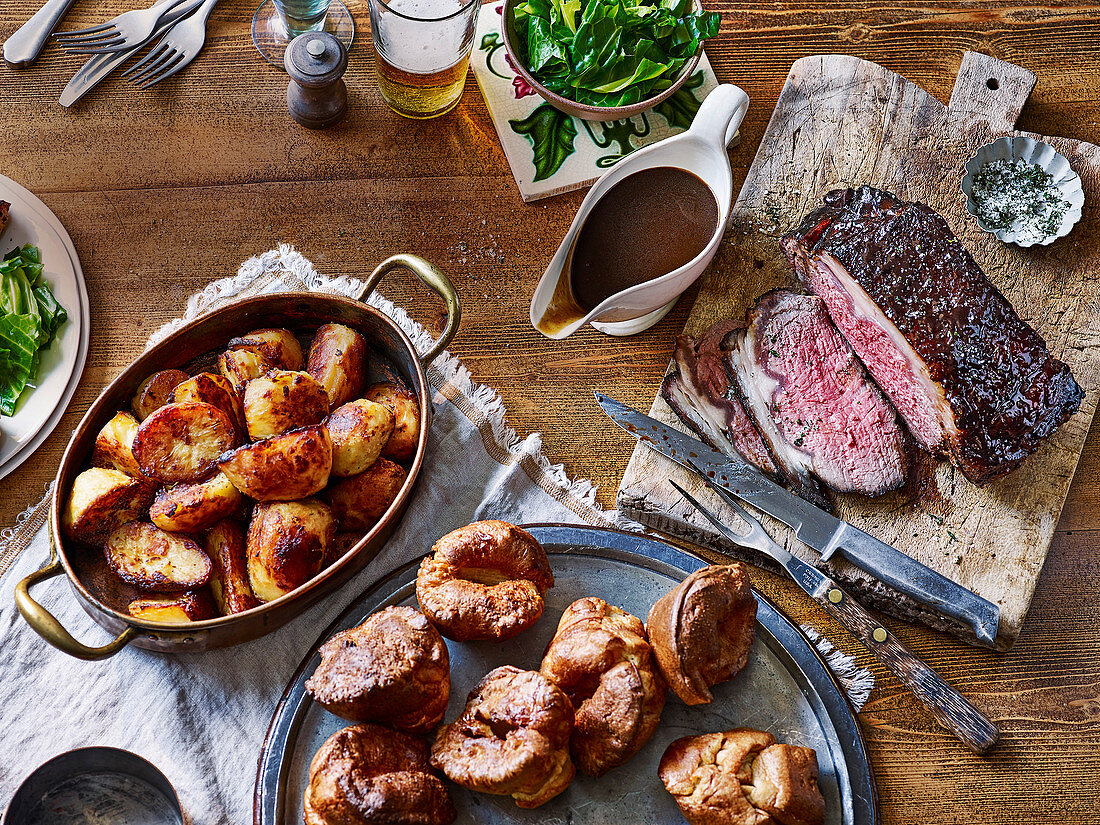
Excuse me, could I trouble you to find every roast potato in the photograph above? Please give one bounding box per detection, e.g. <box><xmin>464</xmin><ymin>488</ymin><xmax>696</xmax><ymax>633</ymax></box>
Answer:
<box><xmin>218</xmin><ymin>349</ymin><xmax>275</xmax><ymax>393</ymax></box>
<box><xmin>326</xmin><ymin>399</ymin><xmax>395</xmax><ymax>477</ymax></box>
<box><xmin>247</xmin><ymin>499</ymin><xmax>335</xmax><ymax>602</ymax></box>
<box><xmin>206</xmin><ymin>519</ymin><xmax>260</xmax><ymax>615</ymax></box>
<box><xmin>325</xmin><ymin>458</ymin><xmax>407</xmax><ymax>532</ymax></box>
<box><xmin>243</xmin><ymin>370</ymin><xmax>329</xmax><ymax>440</ymax></box>
<box><xmin>132</xmin><ymin>401</ymin><xmax>238</xmax><ymax>484</ymax></box>
<box><xmin>105</xmin><ymin>522</ymin><xmax>212</xmax><ymax>592</ymax></box>
<box><xmin>128</xmin><ymin>591</ymin><xmax>217</xmax><ymax>623</ymax></box>
<box><xmin>131</xmin><ymin>369</ymin><xmax>188</xmax><ymax>421</ymax></box>
<box><xmin>228</xmin><ymin>327</ymin><xmax>304</xmax><ymax>371</ymax></box>
<box><xmin>307</xmin><ymin>323</ymin><xmax>369</xmax><ymax>409</ymax></box>
<box><xmin>170</xmin><ymin>372</ymin><xmax>247</xmax><ymax>435</ymax></box>
<box><xmin>364</xmin><ymin>382</ymin><xmax>420</xmax><ymax>462</ymax></box>
<box><xmin>217</xmin><ymin>425</ymin><xmax>332</xmax><ymax>501</ymax></box>
<box><xmin>149</xmin><ymin>472</ymin><xmax>242</xmax><ymax>533</ymax></box>
<box><xmin>63</xmin><ymin>467</ymin><xmax>157</xmax><ymax>545</ymax></box>
<box><xmin>92</xmin><ymin>411</ymin><xmax>145</xmax><ymax>478</ymax></box>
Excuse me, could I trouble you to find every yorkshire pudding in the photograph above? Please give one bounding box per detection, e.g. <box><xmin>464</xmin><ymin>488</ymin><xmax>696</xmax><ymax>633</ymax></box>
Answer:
<box><xmin>305</xmin><ymin>606</ymin><xmax>450</xmax><ymax>733</ymax></box>
<box><xmin>430</xmin><ymin>665</ymin><xmax>575</xmax><ymax>808</ymax></box>
<box><xmin>540</xmin><ymin>597</ymin><xmax>666</xmax><ymax>776</ymax></box>
<box><xmin>658</xmin><ymin>728</ymin><xmax>825</xmax><ymax>825</ymax></box>
<box><xmin>304</xmin><ymin>723</ymin><xmax>456</xmax><ymax>825</ymax></box>
<box><xmin>647</xmin><ymin>564</ymin><xmax>757</xmax><ymax>705</ymax></box>
<box><xmin>416</xmin><ymin>521</ymin><xmax>554</xmax><ymax>641</ymax></box>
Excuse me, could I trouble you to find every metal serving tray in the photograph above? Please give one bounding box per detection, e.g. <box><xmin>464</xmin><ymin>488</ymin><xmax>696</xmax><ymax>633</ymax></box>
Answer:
<box><xmin>254</xmin><ymin>524</ymin><xmax>877</xmax><ymax>825</ymax></box>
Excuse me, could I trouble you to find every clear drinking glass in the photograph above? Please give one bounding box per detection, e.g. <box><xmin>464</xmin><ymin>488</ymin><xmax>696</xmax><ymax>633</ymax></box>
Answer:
<box><xmin>367</xmin><ymin>0</ymin><xmax>480</xmax><ymax>119</ymax></box>
<box><xmin>252</xmin><ymin>0</ymin><xmax>354</xmax><ymax>65</ymax></box>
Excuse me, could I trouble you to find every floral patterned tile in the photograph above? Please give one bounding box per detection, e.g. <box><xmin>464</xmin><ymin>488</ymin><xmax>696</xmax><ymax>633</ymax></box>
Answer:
<box><xmin>470</xmin><ymin>1</ymin><xmax>719</xmax><ymax>202</ymax></box>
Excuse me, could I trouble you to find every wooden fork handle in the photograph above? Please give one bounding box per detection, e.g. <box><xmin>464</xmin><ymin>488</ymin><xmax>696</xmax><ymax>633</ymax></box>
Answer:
<box><xmin>4</xmin><ymin>0</ymin><xmax>78</xmax><ymax>67</ymax></box>
<box><xmin>815</xmin><ymin>583</ymin><xmax>999</xmax><ymax>754</ymax></box>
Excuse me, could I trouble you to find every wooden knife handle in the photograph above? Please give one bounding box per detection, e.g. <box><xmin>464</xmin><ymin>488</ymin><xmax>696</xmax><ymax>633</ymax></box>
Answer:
<box><xmin>816</xmin><ymin>583</ymin><xmax>999</xmax><ymax>754</ymax></box>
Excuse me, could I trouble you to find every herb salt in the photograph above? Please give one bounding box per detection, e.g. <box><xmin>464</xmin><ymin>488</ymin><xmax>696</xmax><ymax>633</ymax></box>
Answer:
<box><xmin>969</xmin><ymin>158</ymin><xmax>1071</xmax><ymax>244</ymax></box>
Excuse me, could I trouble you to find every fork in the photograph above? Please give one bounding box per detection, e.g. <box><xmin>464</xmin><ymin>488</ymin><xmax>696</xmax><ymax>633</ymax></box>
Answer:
<box><xmin>668</xmin><ymin>479</ymin><xmax>999</xmax><ymax>754</ymax></box>
<box><xmin>53</xmin><ymin>0</ymin><xmax>192</xmax><ymax>54</ymax></box>
<box><xmin>122</xmin><ymin>0</ymin><xmax>218</xmax><ymax>89</ymax></box>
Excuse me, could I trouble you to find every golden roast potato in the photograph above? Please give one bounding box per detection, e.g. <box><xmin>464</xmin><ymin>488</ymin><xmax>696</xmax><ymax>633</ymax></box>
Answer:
<box><xmin>63</xmin><ymin>467</ymin><xmax>157</xmax><ymax>545</ymax></box>
<box><xmin>128</xmin><ymin>591</ymin><xmax>217</xmax><ymax>623</ymax></box>
<box><xmin>247</xmin><ymin>499</ymin><xmax>335</xmax><ymax>602</ymax></box>
<box><xmin>307</xmin><ymin>323</ymin><xmax>369</xmax><ymax>410</ymax></box>
<box><xmin>228</xmin><ymin>327</ymin><xmax>304</xmax><ymax>371</ymax></box>
<box><xmin>132</xmin><ymin>401</ymin><xmax>238</xmax><ymax>484</ymax></box>
<box><xmin>326</xmin><ymin>399</ymin><xmax>395</xmax><ymax>478</ymax></box>
<box><xmin>218</xmin><ymin>425</ymin><xmax>332</xmax><ymax>501</ymax></box>
<box><xmin>92</xmin><ymin>411</ymin><xmax>145</xmax><ymax>478</ymax></box>
<box><xmin>243</xmin><ymin>370</ymin><xmax>329</xmax><ymax>440</ymax></box>
<box><xmin>170</xmin><ymin>372</ymin><xmax>247</xmax><ymax>435</ymax></box>
<box><xmin>218</xmin><ymin>349</ymin><xmax>275</xmax><ymax>393</ymax></box>
<box><xmin>364</xmin><ymin>382</ymin><xmax>420</xmax><ymax>462</ymax></box>
<box><xmin>105</xmin><ymin>522</ymin><xmax>212</xmax><ymax>591</ymax></box>
<box><xmin>325</xmin><ymin>458</ymin><xmax>407</xmax><ymax>532</ymax></box>
<box><xmin>131</xmin><ymin>369</ymin><xmax>188</xmax><ymax>421</ymax></box>
<box><xmin>149</xmin><ymin>472</ymin><xmax>242</xmax><ymax>533</ymax></box>
<box><xmin>206</xmin><ymin>519</ymin><xmax>260</xmax><ymax>615</ymax></box>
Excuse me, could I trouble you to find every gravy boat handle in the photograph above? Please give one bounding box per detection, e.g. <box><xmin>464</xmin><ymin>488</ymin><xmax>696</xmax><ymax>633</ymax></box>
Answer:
<box><xmin>689</xmin><ymin>83</ymin><xmax>750</xmax><ymax>148</ymax></box>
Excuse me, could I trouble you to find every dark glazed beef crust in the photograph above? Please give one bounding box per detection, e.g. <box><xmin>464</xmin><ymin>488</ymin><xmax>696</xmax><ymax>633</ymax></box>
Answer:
<box><xmin>785</xmin><ymin>186</ymin><xmax>1083</xmax><ymax>483</ymax></box>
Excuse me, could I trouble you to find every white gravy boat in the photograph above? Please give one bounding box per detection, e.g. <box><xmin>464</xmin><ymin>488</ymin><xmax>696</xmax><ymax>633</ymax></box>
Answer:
<box><xmin>530</xmin><ymin>83</ymin><xmax>750</xmax><ymax>339</ymax></box>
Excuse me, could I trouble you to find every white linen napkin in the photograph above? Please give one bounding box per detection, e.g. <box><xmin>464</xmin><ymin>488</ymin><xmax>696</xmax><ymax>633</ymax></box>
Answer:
<box><xmin>0</xmin><ymin>246</ymin><xmax>870</xmax><ymax>822</ymax></box>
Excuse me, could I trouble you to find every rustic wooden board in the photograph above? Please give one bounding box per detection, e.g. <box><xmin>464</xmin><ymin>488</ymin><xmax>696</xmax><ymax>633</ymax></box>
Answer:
<box><xmin>618</xmin><ymin>51</ymin><xmax>1100</xmax><ymax>651</ymax></box>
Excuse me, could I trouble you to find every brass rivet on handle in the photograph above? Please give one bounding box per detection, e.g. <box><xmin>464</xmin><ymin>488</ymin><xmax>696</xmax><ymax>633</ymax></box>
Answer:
<box><xmin>828</xmin><ymin>589</ymin><xmax>843</xmax><ymax>603</ymax></box>
<box><xmin>873</xmin><ymin>627</ymin><xmax>888</xmax><ymax>643</ymax></box>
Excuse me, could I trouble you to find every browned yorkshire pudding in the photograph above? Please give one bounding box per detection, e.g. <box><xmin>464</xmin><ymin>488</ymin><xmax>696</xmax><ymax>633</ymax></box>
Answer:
<box><xmin>305</xmin><ymin>723</ymin><xmax>456</xmax><ymax>825</ymax></box>
<box><xmin>305</xmin><ymin>606</ymin><xmax>450</xmax><ymax>734</ymax></box>
<box><xmin>430</xmin><ymin>665</ymin><xmax>575</xmax><ymax>808</ymax></box>
<box><xmin>647</xmin><ymin>564</ymin><xmax>757</xmax><ymax>705</ymax></box>
<box><xmin>658</xmin><ymin>729</ymin><xmax>825</xmax><ymax>825</ymax></box>
<box><xmin>416</xmin><ymin>521</ymin><xmax>554</xmax><ymax>641</ymax></box>
<box><xmin>539</xmin><ymin>597</ymin><xmax>666</xmax><ymax>777</ymax></box>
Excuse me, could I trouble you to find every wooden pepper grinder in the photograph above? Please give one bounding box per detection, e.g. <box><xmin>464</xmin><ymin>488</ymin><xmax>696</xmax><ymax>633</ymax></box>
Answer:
<box><xmin>285</xmin><ymin>32</ymin><xmax>348</xmax><ymax>129</ymax></box>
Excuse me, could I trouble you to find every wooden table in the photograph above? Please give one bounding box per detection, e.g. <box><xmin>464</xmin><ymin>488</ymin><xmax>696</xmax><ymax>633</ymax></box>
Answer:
<box><xmin>1</xmin><ymin>0</ymin><xmax>1098</xmax><ymax>820</ymax></box>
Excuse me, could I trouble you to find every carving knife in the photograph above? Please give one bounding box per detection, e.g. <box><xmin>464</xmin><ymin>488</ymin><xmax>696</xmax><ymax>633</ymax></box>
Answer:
<box><xmin>669</xmin><ymin>479</ymin><xmax>998</xmax><ymax>753</ymax></box>
<box><xmin>594</xmin><ymin>392</ymin><xmax>1001</xmax><ymax>646</ymax></box>
<box><xmin>58</xmin><ymin>0</ymin><xmax>203</xmax><ymax>107</ymax></box>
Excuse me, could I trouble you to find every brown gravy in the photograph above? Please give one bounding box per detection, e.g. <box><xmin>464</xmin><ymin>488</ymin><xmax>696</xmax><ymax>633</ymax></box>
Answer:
<box><xmin>569</xmin><ymin>166</ymin><xmax>718</xmax><ymax>311</ymax></box>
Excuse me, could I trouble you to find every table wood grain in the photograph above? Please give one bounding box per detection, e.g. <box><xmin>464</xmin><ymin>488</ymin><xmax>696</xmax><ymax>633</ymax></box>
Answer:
<box><xmin>1</xmin><ymin>0</ymin><xmax>1098</xmax><ymax>820</ymax></box>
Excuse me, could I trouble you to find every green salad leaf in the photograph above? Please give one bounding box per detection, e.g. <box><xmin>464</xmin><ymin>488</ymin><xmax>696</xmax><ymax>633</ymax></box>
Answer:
<box><xmin>0</xmin><ymin>244</ymin><xmax>67</xmax><ymax>415</ymax></box>
<box><xmin>514</xmin><ymin>0</ymin><xmax>719</xmax><ymax>107</ymax></box>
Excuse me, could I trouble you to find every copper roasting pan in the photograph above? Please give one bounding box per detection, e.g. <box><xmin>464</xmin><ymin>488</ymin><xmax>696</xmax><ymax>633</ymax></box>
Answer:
<box><xmin>14</xmin><ymin>254</ymin><xmax>460</xmax><ymax>661</ymax></box>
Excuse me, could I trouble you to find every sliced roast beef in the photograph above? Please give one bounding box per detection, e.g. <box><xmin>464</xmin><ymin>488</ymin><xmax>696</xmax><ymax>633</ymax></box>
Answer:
<box><xmin>660</xmin><ymin>318</ymin><xmax>777</xmax><ymax>475</ymax></box>
<box><xmin>784</xmin><ymin>186</ymin><xmax>1083</xmax><ymax>484</ymax></box>
<box><xmin>728</xmin><ymin>289</ymin><xmax>909</xmax><ymax>497</ymax></box>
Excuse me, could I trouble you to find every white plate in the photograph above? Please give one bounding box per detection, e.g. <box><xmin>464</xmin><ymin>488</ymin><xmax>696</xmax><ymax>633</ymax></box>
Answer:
<box><xmin>0</xmin><ymin>174</ymin><xmax>89</xmax><ymax>481</ymax></box>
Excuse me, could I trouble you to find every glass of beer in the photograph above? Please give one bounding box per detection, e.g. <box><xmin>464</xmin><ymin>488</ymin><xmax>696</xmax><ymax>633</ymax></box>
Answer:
<box><xmin>252</xmin><ymin>0</ymin><xmax>354</xmax><ymax>65</ymax></box>
<box><xmin>367</xmin><ymin>0</ymin><xmax>480</xmax><ymax>119</ymax></box>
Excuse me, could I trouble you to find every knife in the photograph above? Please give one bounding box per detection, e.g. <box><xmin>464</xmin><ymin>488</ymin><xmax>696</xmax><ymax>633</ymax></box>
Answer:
<box><xmin>58</xmin><ymin>0</ymin><xmax>204</xmax><ymax>107</ymax></box>
<box><xmin>595</xmin><ymin>392</ymin><xmax>1001</xmax><ymax>646</ymax></box>
<box><xmin>4</xmin><ymin>0</ymin><xmax>79</xmax><ymax>68</ymax></box>
<box><xmin>669</xmin><ymin>479</ymin><xmax>999</xmax><ymax>753</ymax></box>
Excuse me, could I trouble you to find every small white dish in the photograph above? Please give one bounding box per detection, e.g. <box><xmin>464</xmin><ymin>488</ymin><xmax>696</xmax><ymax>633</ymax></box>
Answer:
<box><xmin>529</xmin><ymin>83</ymin><xmax>750</xmax><ymax>339</ymax></box>
<box><xmin>961</xmin><ymin>135</ymin><xmax>1084</xmax><ymax>247</ymax></box>
<box><xmin>0</xmin><ymin>173</ymin><xmax>90</xmax><ymax>481</ymax></box>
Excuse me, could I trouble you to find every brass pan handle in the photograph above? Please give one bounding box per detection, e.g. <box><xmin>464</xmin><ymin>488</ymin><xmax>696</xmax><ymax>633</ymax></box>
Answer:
<box><xmin>15</xmin><ymin>543</ymin><xmax>138</xmax><ymax>661</ymax></box>
<box><xmin>355</xmin><ymin>254</ymin><xmax>461</xmax><ymax>366</ymax></box>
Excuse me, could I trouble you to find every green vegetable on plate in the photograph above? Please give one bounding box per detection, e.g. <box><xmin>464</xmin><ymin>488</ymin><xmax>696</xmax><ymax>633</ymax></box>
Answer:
<box><xmin>513</xmin><ymin>0</ymin><xmax>720</xmax><ymax>107</ymax></box>
<box><xmin>0</xmin><ymin>244</ymin><xmax>68</xmax><ymax>416</ymax></box>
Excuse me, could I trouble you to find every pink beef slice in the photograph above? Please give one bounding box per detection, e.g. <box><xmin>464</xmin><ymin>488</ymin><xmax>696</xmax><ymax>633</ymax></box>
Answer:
<box><xmin>661</xmin><ymin>318</ymin><xmax>778</xmax><ymax>475</ymax></box>
<box><xmin>728</xmin><ymin>289</ymin><xmax>909</xmax><ymax>497</ymax></box>
<box><xmin>783</xmin><ymin>186</ymin><xmax>1082</xmax><ymax>485</ymax></box>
